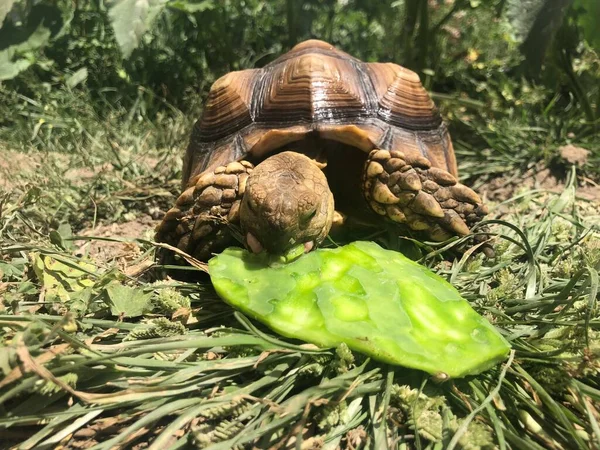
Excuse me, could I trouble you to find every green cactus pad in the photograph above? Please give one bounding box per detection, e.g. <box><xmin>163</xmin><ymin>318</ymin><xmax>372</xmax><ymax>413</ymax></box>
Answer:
<box><xmin>208</xmin><ymin>241</ymin><xmax>510</xmax><ymax>378</ymax></box>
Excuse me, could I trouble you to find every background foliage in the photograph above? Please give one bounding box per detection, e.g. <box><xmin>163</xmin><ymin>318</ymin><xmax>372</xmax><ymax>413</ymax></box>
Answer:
<box><xmin>1</xmin><ymin>0</ymin><xmax>598</xmax><ymax>150</ymax></box>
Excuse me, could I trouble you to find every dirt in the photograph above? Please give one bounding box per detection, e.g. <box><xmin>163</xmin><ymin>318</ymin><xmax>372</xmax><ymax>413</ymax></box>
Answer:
<box><xmin>0</xmin><ymin>145</ymin><xmax>167</xmax><ymax>190</ymax></box>
<box><xmin>63</xmin><ymin>153</ymin><xmax>164</xmax><ymax>185</ymax></box>
<box><xmin>64</xmin><ymin>163</ymin><xmax>114</xmax><ymax>184</ymax></box>
<box><xmin>559</xmin><ymin>144</ymin><xmax>590</xmax><ymax>167</ymax></box>
<box><xmin>479</xmin><ymin>160</ymin><xmax>600</xmax><ymax>204</ymax></box>
<box><xmin>77</xmin><ymin>215</ymin><xmax>159</xmax><ymax>272</ymax></box>
<box><xmin>0</xmin><ymin>147</ymin><xmax>38</xmax><ymax>189</ymax></box>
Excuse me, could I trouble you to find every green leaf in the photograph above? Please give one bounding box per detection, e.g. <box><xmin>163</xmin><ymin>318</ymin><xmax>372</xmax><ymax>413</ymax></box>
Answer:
<box><xmin>17</xmin><ymin>281</ymin><xmax>37</xmax><ymax>295</ymax></box>
<box><xmin>168</xmin><ymin>0</ymin><xmax>215</xmax><ymax>13</ymax></box>
<box><xmin>105</xmin><ymin>284</ymin><xmax>153</xmax><ymax>318</ymax></box>
<box><xmin>49</xmin><ymin>223</ymin><xmax>74</xmax><ymax>251</ymax></box>
<box><xmin>209</xmin><ymin>242</ymin><xmax>511</xmax><ymax>378</ymax></box>
<box><xmin>0</xmin><ymin>257</ymin><xmax>27</xmax><ymax>280</ymax></box>
<box><xmin>0</xmin><ymin>23</ymin><xmax>51</xmax><ymax>80</ymax></box>
<box><xmin>65</xmin><ymin>67</ymin><xmax>88</xmax><ymax>89</ymax></box>
<box><xmin>573</xmin><ymin>0</ymin><xmax>600</xmax><ymax>50</ymax></box>
<box><xmin>0</xmin><ymin>0</ymin><xmax>20</xmax><ymax>27</ymax></box>
<box><xmin>107</xmin><ymin>0</ymin><xmax>169</xmax><ymax>59</ymax></box>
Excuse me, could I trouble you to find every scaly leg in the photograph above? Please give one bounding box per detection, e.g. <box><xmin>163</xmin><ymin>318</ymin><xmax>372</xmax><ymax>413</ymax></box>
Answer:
<box><xmin>362</xmin><ymin>149</ymin><xmax>488</xmax><ymax>241</ymax></box>
<box><xmin>156</xmin><ymin>160</ymin><xmax>254</xmax><ymax>263</ymax></box>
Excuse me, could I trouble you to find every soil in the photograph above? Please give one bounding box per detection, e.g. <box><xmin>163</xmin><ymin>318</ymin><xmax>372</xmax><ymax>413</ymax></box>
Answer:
<box><xmin>64</xmin><ymin>163</ymin><xmax>114</xmax><ymax>184</ymax></box>
<box><xmin>559</xmin><ymin>144</ymin><xmax>590</xmax><ymax>167</ymax></box>
<box><xmin>77</xmin><ymin>215</ymin><xmax>159</xmax><ymax>271</ymax></box>
<box><xmin>0</xmin><ymin>147</ymin><xmax>38</xmax><ymax>189</ymax></box>
<box><xmin>478</xmin><ymin>160</ymin><xmax>600</xmax><ymax>205</ymax></box>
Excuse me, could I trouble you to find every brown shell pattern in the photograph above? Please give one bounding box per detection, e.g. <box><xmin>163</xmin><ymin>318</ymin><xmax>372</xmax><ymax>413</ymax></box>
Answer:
<box><xmin>183</xmin><ymin>39</ymin><xmax>456</xmax><ymax>188</ymax></box>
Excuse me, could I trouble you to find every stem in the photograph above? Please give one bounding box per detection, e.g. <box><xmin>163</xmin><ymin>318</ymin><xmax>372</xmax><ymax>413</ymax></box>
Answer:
<box><xmin>416</xmin><ymin>0</ymin><xmax>429</xmax><ymax>72</ymax></box>
<box><xmin>400</xmin><ymin>0</ymin><xmax>420</xmax><ymax>65</ymax></box>
<box><xmin>286</xmin><ymin>0</ymin><xmax>297</xmax><ymax>48</ymax></box>
<box><xmin>560</xmin><ymin>47</ymin><xmax>595</xmax><ymax>122</ymax></box>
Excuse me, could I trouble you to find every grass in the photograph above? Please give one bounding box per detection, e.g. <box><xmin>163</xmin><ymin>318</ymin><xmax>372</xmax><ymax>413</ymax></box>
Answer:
<box><xmin>1</xmin><ymin>81</ymin><xmax>599</xmax><ymax>449</ymax></box>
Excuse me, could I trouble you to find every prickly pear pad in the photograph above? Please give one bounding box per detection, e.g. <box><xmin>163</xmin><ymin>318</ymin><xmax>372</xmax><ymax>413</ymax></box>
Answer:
<box><xmin>208</xmin><ymin>241</ymin><xmax>510</xmax><ymax>378</ymax></box>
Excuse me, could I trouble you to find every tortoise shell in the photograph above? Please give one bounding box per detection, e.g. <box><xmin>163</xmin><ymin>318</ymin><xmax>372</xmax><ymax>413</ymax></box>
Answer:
<box><xmin>183</xmin><ymin>39</ymin><xmax>457</xmax><ymax>189</ymax></box>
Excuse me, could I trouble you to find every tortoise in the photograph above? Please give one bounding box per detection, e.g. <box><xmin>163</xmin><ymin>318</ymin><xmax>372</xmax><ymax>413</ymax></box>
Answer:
<box><xmin>156</xmin><ymin>39</ymin><xmax>488</xmax><ymax>262</ymax></box>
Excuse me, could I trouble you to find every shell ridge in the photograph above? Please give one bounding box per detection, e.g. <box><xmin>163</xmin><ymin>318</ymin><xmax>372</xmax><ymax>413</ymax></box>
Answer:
<box><xmin>354</xmin><ymin>61</ymin><xmax>379</xmax><ymax>115</ymax></box>
<box><xmin>234</xmin><ymin>133</ymin><xmax>247</xmax><ymax>162</ymax></box>
<box><xmin>197</xmin><ymin>142</ymin><xmax>215</xmax><ymax>179</ymax></box>
<box><xmin>415</xmin><ymin>131</ymin><xmax>427</xmax><ymax>159</ymax></box>
<box><xmin>379</xmin><ymin>126</ymin><xmax>395</xmax><ymax>150</ymax></box>
<box><xmin>439</xmin><ymin>123</ymin><xmax>458</xmax><ymax>175</ymax></box>
<box><xmin>436</xmin><ymin>127</ymin><xmax>450</xmax><ymax>173</ymax></box>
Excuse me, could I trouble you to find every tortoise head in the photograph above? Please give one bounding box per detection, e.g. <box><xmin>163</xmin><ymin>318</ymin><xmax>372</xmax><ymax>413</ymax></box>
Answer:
<box><xmin>240</xmin><ymin>151</ymin><xmax>334</xmax><ymax>256</ymax></box>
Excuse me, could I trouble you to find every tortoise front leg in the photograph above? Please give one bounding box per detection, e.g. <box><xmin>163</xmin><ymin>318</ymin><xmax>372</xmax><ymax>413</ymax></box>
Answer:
<box><xmin>362</xmin><ymin>149</ymin><xmax>487</xmax><ymax>241</ymax></box>
<box><xmin>156</xmin><ymin>160</ymin><xmax>254</xmax><ymax>263</ymax></box>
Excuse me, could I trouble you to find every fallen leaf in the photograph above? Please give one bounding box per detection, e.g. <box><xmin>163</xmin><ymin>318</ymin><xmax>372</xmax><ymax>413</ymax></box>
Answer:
<box><xmin>105</xmin><ymin>284</ymin><xmax>152</xmax><ymax>318</ymax></box>
<box><xmin>31</xmin><ymin>253</ymin><xmax>95</xmax><ymax>303</ymax></box>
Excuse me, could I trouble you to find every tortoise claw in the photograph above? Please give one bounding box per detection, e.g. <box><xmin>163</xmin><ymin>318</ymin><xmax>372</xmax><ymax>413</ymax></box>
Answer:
<box><xmin>412</xmin><ymin>191</ymin><xmax>445</xmax><ymax>218</ymax></box>
<box><xmin>363</xmin><ymin>149</ymin><xmax>487</xmax><ymax>241</ymax></box>
<box><xmin>441</xmin><ymin>210</ymin><xmax>471</xmax><ymax>236</ymax></box>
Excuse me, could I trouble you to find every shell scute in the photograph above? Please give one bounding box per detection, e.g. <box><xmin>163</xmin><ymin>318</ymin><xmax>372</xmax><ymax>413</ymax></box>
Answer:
<box><xmin>367</xmin><ymin>63</ymin><xmax>441</xmax><ymax>131</ymax></box>
<box><xmin>198</xmin><ymin>70</ymin><xmax>258</xmax><ymax>142</ymax></box>
<box><xmin>256</xmin><ymin>53</ymin><xmax>368</xmax><ymax>123</ymax></box>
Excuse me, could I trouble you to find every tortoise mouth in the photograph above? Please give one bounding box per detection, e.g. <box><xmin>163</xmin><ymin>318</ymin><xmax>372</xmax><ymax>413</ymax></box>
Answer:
<box><xmin>245</xmin><ymin>232</ymin><xmax>314</xmax><ymax>256</ymax></box>
<box><xmin>246</xmin><ymin>232</ymin><xmax>264</xmax><ymax>254</ymax></box>
<box><xmin>303</xmin><ymin>240</ymin><xmax>314</xmax><ymax>252</ymax></box>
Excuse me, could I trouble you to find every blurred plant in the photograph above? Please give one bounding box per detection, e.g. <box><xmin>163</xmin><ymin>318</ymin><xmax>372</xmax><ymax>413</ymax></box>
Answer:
<box><xmin>0</xmin><ymin>0</ymin><xmax>598</xmax><ymax>176</ymax></box>
<box><xmin>505</xmin><ymin>0</ymin><xmax>573</xmax><ymax>75</ymax></box>
<box><xmin>502</xmin><ymin>0</ymin><xmax>599</xmax><ymax>123</ymax></box>
<box><xmin>0</xmin><ymin>0</ymin><xmax>73</xmax><ymax>80</ymax></box>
